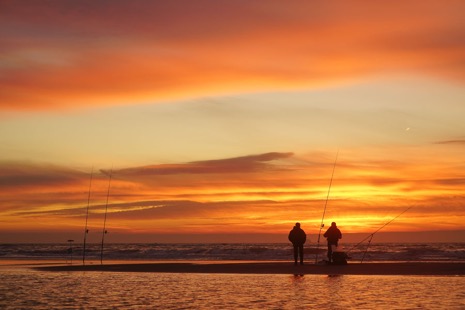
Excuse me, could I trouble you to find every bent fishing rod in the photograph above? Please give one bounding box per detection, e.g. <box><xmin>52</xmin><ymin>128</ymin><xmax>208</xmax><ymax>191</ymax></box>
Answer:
<box><xmin>82</xmin><ymin>167</ymin><xmax>93</xmax><ymax>265</ymax></box>
<box><xmin>315</xmin><ymin>151</ymin><xmax>339</xmax><ymax>264</ymax></box>
<box><xmin>100</xmin><ymin>168</ymin><xmax>113</xmax><ymax>265</ymax></box>
<box><xmin>346</xmin><ymin>206</ymin><xmax>413</xmax><ymax>262</ymax></box>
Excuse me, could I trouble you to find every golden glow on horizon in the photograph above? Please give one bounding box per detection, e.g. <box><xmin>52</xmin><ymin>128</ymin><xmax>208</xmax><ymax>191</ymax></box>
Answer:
<box><xmin>1</xmin><ymin>147</ymin><xmax>464</xmax><ymax>242</ymax></box>
<box><xmin>0</xmin><ymin>1</ymin><xmax>464</xmax><ymax>242</ymax></box>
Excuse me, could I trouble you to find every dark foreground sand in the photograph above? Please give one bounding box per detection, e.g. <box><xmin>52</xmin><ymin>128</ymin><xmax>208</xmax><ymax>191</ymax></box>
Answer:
<box><xmin>35</xmin><ymin>261</ymin><xmax>465</xmax><ymax>276</ymax></box>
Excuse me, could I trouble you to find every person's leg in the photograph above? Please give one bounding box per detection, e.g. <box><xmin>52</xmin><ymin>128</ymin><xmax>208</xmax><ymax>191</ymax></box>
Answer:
<box><xmin>327</xmin><ymin>243</ymin><xmax>333</xmax><ymax>262</ymax></box>
<box><xmin>293</xmin><ymin>245</ymin><xmax>298</xmax><ymax>265</ymax></box>
<box><xmin>299</xmin><ymin>245</ymin><xmax>304</xmax><ymax>264</ymax></box>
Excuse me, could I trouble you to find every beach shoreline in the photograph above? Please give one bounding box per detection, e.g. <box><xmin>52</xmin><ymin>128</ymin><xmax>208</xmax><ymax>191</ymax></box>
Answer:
<box><xmin>32</xmin><ymin>261</ymin><xmax>465</xmax><ymax>276</ymax></box>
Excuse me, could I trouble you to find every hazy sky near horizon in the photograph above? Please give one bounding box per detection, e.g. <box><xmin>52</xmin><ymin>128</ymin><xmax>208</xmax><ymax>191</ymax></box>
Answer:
<box><xmin>1</xmin><ymin>1</ymin><xmax>464</xmax><ymax>243</ymax></box>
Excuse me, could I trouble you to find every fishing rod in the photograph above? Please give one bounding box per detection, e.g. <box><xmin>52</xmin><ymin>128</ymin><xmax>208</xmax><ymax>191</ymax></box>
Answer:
<box><xmin>346</xmin><ymin>206</ymin><xmax>413</xmax><ymax>262</ymax></box>
<box><xmin>82</xmin><ymin>167</ymin><xmax>93</xmax><ymax>265</ymax></box>
<box><xmin>315</xmin><ymin>151</ymin><xmax>338</xmax><ymax>264</ymax></box>
<box><xmin>100</xmin><ymin>169</ymin><xmax>113</xmax><ymax>265</ymax></box>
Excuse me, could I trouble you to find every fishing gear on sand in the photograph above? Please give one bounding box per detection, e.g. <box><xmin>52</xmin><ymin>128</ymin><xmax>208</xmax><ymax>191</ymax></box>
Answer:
<box><xmin>347</xmin><ymin>206</ymin><xmax>413</xmax><ymax>263</ymax></box>
<box><xmin>100</xmin><ymin>168</ymin><xmax>112</xmax><ymax>265</ymax></box>
<box><xmin>82</xmin><ymin>167</ymin><xmax>93</xmax><ymax>266</ymax></box>
<box><xmin>315</xmin><ymin>151</ymin><xmax>338</xmax><ymax>264</ymax></box>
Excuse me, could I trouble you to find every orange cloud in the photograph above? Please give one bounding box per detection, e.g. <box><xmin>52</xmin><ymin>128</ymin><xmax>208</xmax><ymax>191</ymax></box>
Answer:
<box><xmin>434</xmin><ymin>139</ymin><xmax>465</xmax><ymax>145</ymax></box>
<box><xmin>112</xmin><ymin>152</ymin><xmax>294</xmax><ymax>176</ymax></box>
<box><xmin>1</xmin><ymin>1</ymin><xmax>464</xmax><ymax>110</ymax></box>
<box><xmin>1</xmin><ymin>148</ymin><xmax>464</xmax><ymax>241</ymax></box>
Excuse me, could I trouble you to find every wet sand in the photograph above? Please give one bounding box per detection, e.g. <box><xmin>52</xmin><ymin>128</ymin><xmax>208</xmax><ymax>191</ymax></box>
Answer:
<box><xmin>35</xmin><ymin>261</ymin><xmax>465</xmax><ymax>276</ymax></box>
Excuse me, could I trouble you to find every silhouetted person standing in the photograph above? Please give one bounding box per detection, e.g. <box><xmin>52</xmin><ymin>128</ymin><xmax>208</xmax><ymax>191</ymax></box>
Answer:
<box><xmin>323</xmin><ymin>222</ymin><xmax>342</xmax><ymax>263</ymax></box>
<box><xmin>288</xmin><ymin>222</ymin><xmax>306</xmax><ymax>265</ymax></box>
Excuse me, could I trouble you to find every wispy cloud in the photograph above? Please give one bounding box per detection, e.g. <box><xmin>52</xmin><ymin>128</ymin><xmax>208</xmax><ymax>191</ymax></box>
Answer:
<box><xmin>434</xmin><ymin>139</ymin><xmax>465</xmax><ymax>145</ymax></box>
<box><xmin>1</xmin><ymin>149</ymin><xmax>465</xmax><ymax>237</ymax></box>
<box><xmin>112</xmin><ymin>152</ymin><xmax>294</xmax><ymax>176</ymax></box>
<box><xmin>1</xmin><ymin>1</ymin><xmax>464</xmax><ymax>110</ymax></box>
<box><xmin>0</xmin><ymin>162</ymin><xmax>84</xmax><ymax>189</ymax></box>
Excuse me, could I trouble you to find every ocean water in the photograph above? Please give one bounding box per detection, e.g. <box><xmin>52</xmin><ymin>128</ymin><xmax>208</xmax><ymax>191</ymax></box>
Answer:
<box><xmin>1</xmin><ymin>243</ymin><xmax>465</xmax><ymax>262</ymax></box>
<box><xmin>1</xmin><ymin>265</ymin><xmax>464</xmax><ymax>309</ymax></box>
<box><xmin>1</xmin><ymin>243</ymin><xmax>464</xmax><ymax>309</ymax></box>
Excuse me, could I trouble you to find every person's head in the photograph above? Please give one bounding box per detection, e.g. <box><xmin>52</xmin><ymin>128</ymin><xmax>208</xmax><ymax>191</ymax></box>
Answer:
<box><xmin>295</xmin><ymin>222</ymin><xmax>300</xmax><ymax>228</ymax></box>
<box><xmin>331</xmin><ymin>222</ymin><xmax>336</xmax><ymax>227</ymax></box>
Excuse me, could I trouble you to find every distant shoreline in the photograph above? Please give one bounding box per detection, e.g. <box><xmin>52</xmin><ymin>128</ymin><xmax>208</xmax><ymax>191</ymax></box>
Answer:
<box><xmin>33</xmin><ymin>261</ymin><xmax>465</xmax><ymax>276</ymax></box>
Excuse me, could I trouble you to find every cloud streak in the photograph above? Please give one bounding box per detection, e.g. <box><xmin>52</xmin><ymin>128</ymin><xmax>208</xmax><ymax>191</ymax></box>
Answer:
<box><xmin>1</xmin><ymin>1</ymin><xmax>464</xmax><ymax>110</ymax></box>
<box><xmin>434</xmin><ymin>139</ymin><xmax>465</xmax><ymax>145</ymax></box>
<box><xmin>1</xmin><ymin>148</ymin><xmax>465</xmax><ymax>239</ymax></box>
<box><xmin>113</xmin><ymin>152</ymin><xmax>294</xmax><ymax>176</ymax></box>
<box><xmin>0</xmin><ymin>162</ymin><xmax>83</xmax><ymax>189</ymax></box>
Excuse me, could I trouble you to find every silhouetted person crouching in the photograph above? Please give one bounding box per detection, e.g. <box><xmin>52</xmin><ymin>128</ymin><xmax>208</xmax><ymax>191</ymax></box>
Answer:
<box><xmin>288</xmin><ymin>222</ymin><xmax>306</xmax><ymax>265</ymax></box>
<box><xmin>323</xmin><ymin>222</ymin><xmax>342</xmax><ymax>263</ymax></box>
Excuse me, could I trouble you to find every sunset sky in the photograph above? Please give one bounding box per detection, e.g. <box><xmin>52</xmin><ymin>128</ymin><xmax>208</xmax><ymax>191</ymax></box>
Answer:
<box><xmin>1</xmin><ymin>1</ymin><xmax>464</xmax><ymax>243</ymax></box>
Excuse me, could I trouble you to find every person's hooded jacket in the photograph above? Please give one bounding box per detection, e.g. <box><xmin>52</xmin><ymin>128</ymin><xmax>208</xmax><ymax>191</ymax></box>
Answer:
<box><xmin>288</xmin><ymin>225</ymin><xmax>306</xmax><ymax>245</ymax></box>
<box><xmin>323</xmin><ymin>224</ymin><xmax>342</xmax><ymax>244</ymax></box>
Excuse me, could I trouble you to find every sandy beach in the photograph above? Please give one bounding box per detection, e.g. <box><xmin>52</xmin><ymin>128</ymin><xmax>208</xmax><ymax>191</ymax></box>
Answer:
<box><xmin>35</xmin><ymin>261</ymin><xmax>465</xmax><ymax>276</ymax></box>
